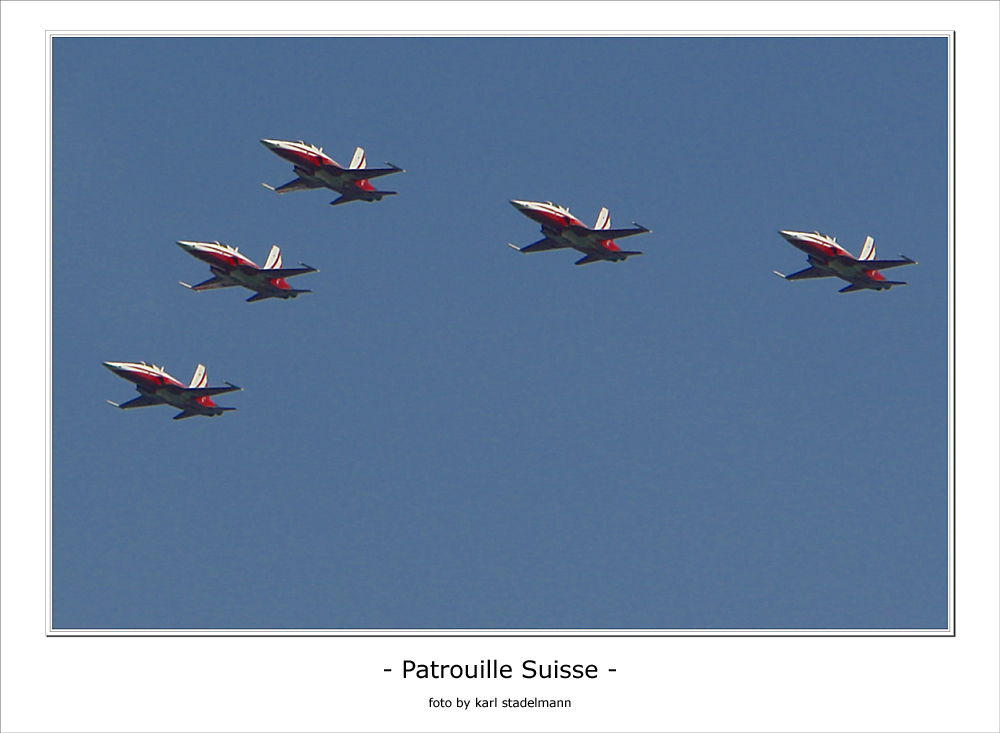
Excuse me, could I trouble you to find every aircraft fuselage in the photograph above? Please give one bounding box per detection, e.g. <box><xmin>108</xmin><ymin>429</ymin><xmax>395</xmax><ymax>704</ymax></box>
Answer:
<box><xmin>261</xmin><ymin>139</ymin><xmax>397</xmax><ymax>202</ymax></box>
<box><xmin>102</xmin><ymin>361</ymin><xmax>228</xmax><ymax>415</ymax></box>
<box><xmin>177</xmin><ymin>240</ymin><xmax>301</xmax><ymax>299</ymax></box>
<box><xmin>779</xmin><ymin>230</ymin><xmax>895</xmax><ymax>291</ymax></box>
<box><xmin>103</xmin><ymin>361</ymin><xmax>239</xmax><ymax>419</ymax></box>
<box><xmin>511</xmin><ymin>200</ymin><xmax>624</xmax><ymax>258</ymax></box>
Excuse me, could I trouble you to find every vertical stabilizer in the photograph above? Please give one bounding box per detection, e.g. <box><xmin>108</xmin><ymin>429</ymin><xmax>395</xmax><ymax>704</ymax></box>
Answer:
<box><xmin>594</xmin><ymin>207</ymin><xmax>611</xmax><ymax>231</ymax></box>
<box><xmin>349</xmin><ymin>147</ymin><xmax>366</xmax><ymax>170</ymax></box>
<box><xmin>189</xmin><ymin>363</ymin><xmax>207</xmax><ymax>389</ymax></box>
<box><xmin>859</xmin><ymin>236</ymin><xmax>876</xmax><ymax>261</ymax></box>
<box><xmin>264</xmin><ymin>245</ymin><xmax>282</xmax><ymax>270</ymax></box>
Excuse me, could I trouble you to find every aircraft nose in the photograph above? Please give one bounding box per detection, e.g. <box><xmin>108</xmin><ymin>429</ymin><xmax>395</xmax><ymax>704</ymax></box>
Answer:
<box><xmin>510</xmin><ymin>199</ymin><xmax>530</xmax><ymax>210</ymax></box>
<box><xmin>175</xmin><ymin>240</ymin><xmax>195</xmax><ymax>251</ymax></box>
<box><xmin>260</xmin><ymin>138</ymin><xmax>281</xmax><ymax>149</ymax></box>
<box><xmin>102</xmin><ymin>361</ymin><xmax>123</xmax><ymax>372</ymax></box>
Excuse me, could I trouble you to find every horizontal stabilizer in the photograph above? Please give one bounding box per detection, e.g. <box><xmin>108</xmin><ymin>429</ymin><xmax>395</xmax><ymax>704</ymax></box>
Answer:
<box><xmin>173</xmin><ymin>406</ymin><xmax>237</xmax><ymax>420</ymax></box>
<box><xmin>330</xmin><ymin>190</ymin><xmax>397</xmax><ymax>205</ymax></box>
<box><xmin>246</xmin><ymin>289</ymin><xmax>311</xmax><ymax>301</ymax></box>
<box><xmin>839</xmin><ymin>280</ymin><xmax>907</xmax><ymax>293</ymax></box>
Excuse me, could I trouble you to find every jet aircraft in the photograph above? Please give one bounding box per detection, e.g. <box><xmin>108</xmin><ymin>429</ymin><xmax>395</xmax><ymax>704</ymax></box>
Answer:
<box><xmin>507</xmin><ymin>199</ymin><xmax>650</xmax><ymax>265</ymax></box>
<box><xmin>260</xmin><ymin>138</ymin><xmax>403</xmax><ymax>205</ymax></box>
<box><xmin>104</xmin><ymin>361</ymin><xmax>240</xmax><ymax>420</ymax></box>
<box><xmin>774</xmin><ymin>230</ymin><xmax>917</xmax><ymax>293</ymax></box>
<box><xmin>177</xmin><ymin>240</ymin><xmax>317</xmax><ymax>302</ymax></box>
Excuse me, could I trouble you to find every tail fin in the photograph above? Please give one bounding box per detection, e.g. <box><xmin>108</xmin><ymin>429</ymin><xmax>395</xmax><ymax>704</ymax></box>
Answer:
<box><xmin>594</xmin><ymin>207</ymin><xmax>611</xmax><ymax>231</ymax></box>
<box><xmin>349</xmin><ymin>147</ymin><xmax>366</xmax><ymax>170</ymax></box>
<box><xmin>189</xmin><ymin>363</ymin><xmax>207</xmax><ymax>389</ymax></box>
<box><xmin>859</xmin><ymin>236</ymin><xmax>876</xmax><ymax>261</ymax></box>
<box><xmin>264</xmin><ymin>245</ymin><xmax>282</xmax><ymax>270</ymax></box>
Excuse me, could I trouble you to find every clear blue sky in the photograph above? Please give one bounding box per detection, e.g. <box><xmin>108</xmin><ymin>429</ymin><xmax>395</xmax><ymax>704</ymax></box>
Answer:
<box><xmin>52</xmin><ymin>36</ymin><xmax>948</xmax><ymax>629</ymax></box>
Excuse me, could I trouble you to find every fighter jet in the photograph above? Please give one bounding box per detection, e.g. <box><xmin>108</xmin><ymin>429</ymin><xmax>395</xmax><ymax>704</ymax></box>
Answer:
<box><xmin>774</xmin><ymin>230</ymin><xmax>917</xmax><ymax>293</ymax></box>
<box><xmin>507</xmin><ymin>199</ymin><xmax>650</xmax><ymax>265</ymax></box>
<box><xmin>177</xmin><ymin>240</ymin><xmax>317</xmax><ymax>302</ymax></box>
<box><xmin>104</xmin><ymin>361</ymin><xmax>240</xmax><ymax>420</ymax></box>
<box><xmin>260</xmin><ymin>138</ymin><xmax>403</xmax><ymax>206</ymax></box>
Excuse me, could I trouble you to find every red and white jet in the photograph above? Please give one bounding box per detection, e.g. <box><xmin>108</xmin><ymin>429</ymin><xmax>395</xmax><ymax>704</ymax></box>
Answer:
<box><xmin>177</xmin><ymin>240</ymin><xmax>317</xmax><ymax>302</ymax></box>
<box><xmin>508</xmin><ymin>199</ymin><xmax>650</xmax><ymax>265</ymax></box>
<box><xmin>774</xmin><ymin>230</ymin><xmax>917</xmax><ymax>293</ymax></box>
<box><xmin>260</xmin><ymin>138</ymin><xmax>403</xmax><ymax>206</ymax></box>
<box><xmin>104</xmin><ymin>361</ymin><xmax>240</xmax><ymax>420</ymax></box>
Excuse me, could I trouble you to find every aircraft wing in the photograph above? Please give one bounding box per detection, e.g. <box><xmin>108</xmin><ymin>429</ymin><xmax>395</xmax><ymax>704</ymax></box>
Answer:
<box><xmin>331</xmin><ymin>164</ymin><xmax>404</xmax><ymax>181</ymax></box>
<box><xmin>108</xmin><ymin>394</ymin><xmax>162</xmax><ymax>409</ymax></box>
<box><xmin>774</xmin><ymin>266</ymin><xmax>835</xmax><ymax>280</ymax></box>
<box><xmin>263</xmin><ymin>177</ymin><xmax>323</xmax><ymax>193</ymax></box>
<box><xmin>250</xmin><ymin>265</ymin><xmax>318</xmax><ymax>279</ymax></box>
<box><xmin>180</xmin><ymin>276</ymin><xmax>238</xmax><ymax>291</ymax></box>
<box><xmin>852</xmin><ymin>256</ymin><xmax>917</xmax><ymax>271</ymax></box>
<box><xmin>181</xmin><ymin>383</ymin><xmax>241</xmax><ymax>398</ymax></box>
<box><xmin>509</xmin><ymin>237</ymin><xmax>570</xmax><ymax>253</ymax></box>
<box><xmin>582</xmin><ymin>224</ymin><xmax>651</xmax><ymax>241</ymax></box>
<box><xmin>598</xmin><ymin>225</ymin><xmax>651</xmax><ymax>239</ymax></box>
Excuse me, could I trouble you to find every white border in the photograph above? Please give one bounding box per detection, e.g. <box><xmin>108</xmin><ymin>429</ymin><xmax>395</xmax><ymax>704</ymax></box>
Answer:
<box><xmin>4</xmin><ymin>3</ymin><xmax>997</xmax><ymax>732</ymax></box>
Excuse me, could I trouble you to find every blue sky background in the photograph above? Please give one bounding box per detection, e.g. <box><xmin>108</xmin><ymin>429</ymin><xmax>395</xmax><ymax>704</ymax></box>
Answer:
<box><xmin>52</xmin><ymin>36</ymin><xmax>948</xmax><ymax>629</ymax></box>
